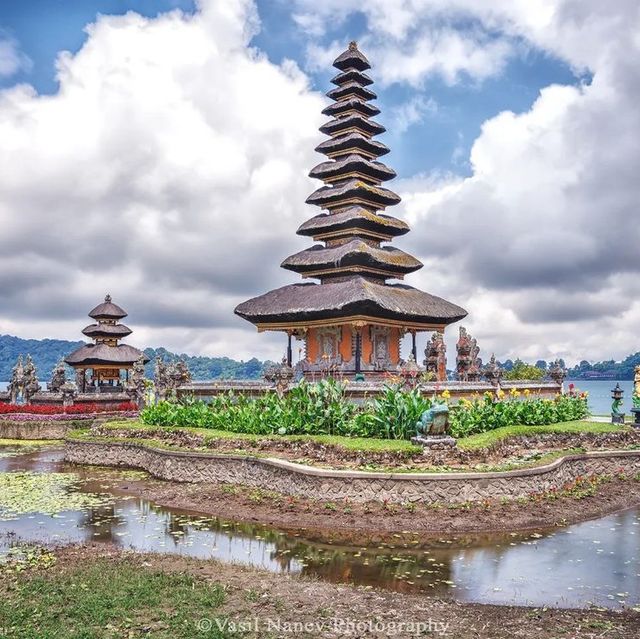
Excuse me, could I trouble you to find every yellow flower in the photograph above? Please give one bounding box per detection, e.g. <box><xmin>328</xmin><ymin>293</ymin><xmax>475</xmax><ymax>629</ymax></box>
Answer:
<box><xmin>441</xmin><ymin>389</ymin><xmax>451</xmax><ymax>400</ymax></box>
<box><xmin>523</xmin><ymin>389</ymin><xmax>531</xmax><ymax>397</ymax></box>
<box><xmin>509</xmin><ymin>388</ymin><xmax>520</xmax><ymax>397</ymax></box>
<box><xmin>496</xmin><ymin>389</ymin><xmax>505</xmax><ymax>399</ymax></box>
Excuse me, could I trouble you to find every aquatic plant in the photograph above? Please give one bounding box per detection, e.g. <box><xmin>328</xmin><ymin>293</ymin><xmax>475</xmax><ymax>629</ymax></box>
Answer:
<box><xmin>0</xmin><ymin>471</ymin><xmax>113</xmax><ymax>521</ymax></box>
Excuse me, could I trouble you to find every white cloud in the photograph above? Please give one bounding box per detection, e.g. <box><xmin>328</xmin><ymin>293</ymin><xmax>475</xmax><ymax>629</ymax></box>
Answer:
<box><xmin>389</xmin><ymin>95</ymin><xmax>437</xmax><ymax>134</ymax></box>
<box><xmin>0</xmin><ymin>0</ymin><xmax>323</xmax><ymax>362</ymax></box>
<box><xmin>2</xmin><ymin>0</ymin><xmax>640</xmax><ymax>368</ymax></box>
<box><xmin>0</xmin><ymin>33</ymin><xmax>30</xmax><ymax>78</ymax></box>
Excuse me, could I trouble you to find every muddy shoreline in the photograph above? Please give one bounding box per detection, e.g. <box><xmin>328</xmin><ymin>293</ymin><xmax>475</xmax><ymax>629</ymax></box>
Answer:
<box><xmin>6</xmin><ymin>544</ymin><xmax>638</xmax><ymax>639</ymax></box>
<box><xmin>110</xmin><ymin>473</ymin><xmax>640</xmax><ymax>543</ymax></box>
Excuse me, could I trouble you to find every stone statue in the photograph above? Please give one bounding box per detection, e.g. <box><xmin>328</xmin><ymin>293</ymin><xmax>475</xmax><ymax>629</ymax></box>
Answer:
<box><xmin>75</xmin><ymin>368</ymin><xmax>87</xmax><ymax>392</ymax></box>
<box><xmin>8</xmin><ymin>355</ymin><xmax>24</xmax><ymax>404</ymax></box>
<box><xmin>483</xmin><ymin>354</ymin><xmax>503</xmax><ymax>387</ymax></box>
<box><xmin>264</xmin><ymin>358</ymin><xmax>295</xmax><ymax>397</ymax></box>
<box><xmin>455</xmin><ymin>327</ymin><xmax>472</xmax><ymax>381</ymax></box>
<box><xmin>48</xmin><ymin>359</ymin><xmax>68</xmax><ymax>393</ymax></box>
<box><xmin>154</xmin><ymin>357</ymin><xmax>192</xmax><ymax>401</ymax></box>
<box><xmin>173</xmin><ymin>359</ymin><xmax>192</xmax><ymax>387</ymax></box>
<box><xmin>397</xmin><ymin>354</ymin><xmax>421</xmax><ymax>389</ymax></box>
<box><xmin>22</xmin><ymin>355</ymin><xmax>41</xmax><ymax>404</ymax></box>
<box><xmin>633</xmin><ymin>365</ymin><xmax>640</xmax><ymax>409</ymax></box>
<box><xmin>424</xmin><ymin>333</ymin><xmax>447</xmax><ymax>381</ymax></box>
<box><xmin>412</xmin><ymin>403</ymin><xmax>456</xmax><ymax>448</ymax></box>
<box><xmin>548</xmin><ymin>360</ymin><xmax>567</xmax><ymax>386</ymax></box>
<box><xmin>60</xmin><ymin>381</ymin><xmax>78</xmax><ymax>407</ymax></box>
<box><xmin>467</xmin><ymin>337</ymin><xmax>482</xmax><ymax>381</ymax></box>
<box><xmin>126</xmin><ymin>355</ymin><xmax>148</xmax><ymax>407</ymax></box>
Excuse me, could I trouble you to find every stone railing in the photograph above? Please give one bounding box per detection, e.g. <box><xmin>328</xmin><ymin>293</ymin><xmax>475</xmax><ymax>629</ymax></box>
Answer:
<box><xmin>176</xmin><ymin>379</ymin><xmax>563</xmax><ymax>403</ymax></box>
<box><xmin>63</xmin><ymin>439</ymin><xmax>639</xmax><ymax>504</ymax></box>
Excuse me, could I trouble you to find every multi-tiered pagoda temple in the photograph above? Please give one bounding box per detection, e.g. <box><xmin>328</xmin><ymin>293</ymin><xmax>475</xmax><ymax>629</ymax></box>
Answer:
<box><xmin>65</xmin><ymin>294</ymin><xmax>149</xmax><ymax>391</ymax></box>
<box><xmin>236</xmin><ymin>43</ymin><xmax>467</xmax><ymax>378</ymax></box>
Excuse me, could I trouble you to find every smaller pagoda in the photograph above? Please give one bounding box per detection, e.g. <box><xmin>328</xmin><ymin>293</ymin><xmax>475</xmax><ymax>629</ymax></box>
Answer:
<box><xmin>65</xmin><ymin>294</ymin><xmax>149</xmax><ymax>392</ymax></box>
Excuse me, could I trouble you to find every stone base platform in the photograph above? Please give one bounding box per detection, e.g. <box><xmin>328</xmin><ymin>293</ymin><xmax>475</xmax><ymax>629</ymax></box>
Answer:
<box><xmin>64</xmin><ymin>438</ymin><xmax>640</xmax><ymax>505</ymax></box>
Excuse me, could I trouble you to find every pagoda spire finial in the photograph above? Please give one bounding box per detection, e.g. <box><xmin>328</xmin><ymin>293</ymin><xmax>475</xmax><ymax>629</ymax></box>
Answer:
<box><xmin>105</xmin><ymin>293</ymin><xmax>112</xmax><ymax>303</ymax></box>
<box><xmin>349</xmin><ymin>40</ymin><xmax>358</xmax><ymax>51</ymax></box>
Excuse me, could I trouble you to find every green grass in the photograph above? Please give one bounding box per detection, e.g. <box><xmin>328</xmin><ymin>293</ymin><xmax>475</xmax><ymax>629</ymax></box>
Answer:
<box><xmin>94</xmin><ymin>420</ymin><xmax>422</xmax><ymax>454</ymax></box>
<box><xmin>73</xmin><ymin>419</ymin><xmax>634</xmax><ymax>460</ymax></box>
<box><xmin>457</xmin><ymin>421</ymin><xmax>629</xmax><ymax>450</ymax></box>
<box><xmin>0</xmin><ymin>557</ymin><xmax>232</xmax><ymax>638</ymax></box>
<box><xmin>0</xmin><ymin>439</ymin><xmax>62</xmax><ymax>446</ymax></box>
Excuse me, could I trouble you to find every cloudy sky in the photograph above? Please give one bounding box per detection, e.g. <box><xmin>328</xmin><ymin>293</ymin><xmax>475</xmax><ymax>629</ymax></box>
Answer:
<box><xmin>0</xmin><ymin>0</ymin><xmax>638</xmax><ymax>366</ymax></box>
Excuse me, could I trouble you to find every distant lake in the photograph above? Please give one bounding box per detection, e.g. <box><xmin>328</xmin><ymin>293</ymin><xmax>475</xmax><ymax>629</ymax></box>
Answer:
<box><xmin>0</xmin><ymin>379</ymin><xmax>632</xmax><ymax>416</ymax></box>
<box><xmin>569</xmin><ymin>379</ymin><xmax>634</xmax><ymax>415</ymax></box>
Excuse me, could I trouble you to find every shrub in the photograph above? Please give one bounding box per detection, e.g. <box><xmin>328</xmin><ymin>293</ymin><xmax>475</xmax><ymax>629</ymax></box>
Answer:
<box><xmin>449</xmin><ymin>392</ymin><xmax>589</xmax><ymax>437</ymax></box>
<box><xmin>0</xmin><ymin>402</ymin><xmax>137</xmax><ymax>415</ymax></box>
<box><xmin>140</xmin><ymin>385</ymin><xmax>589</xmax><ymax>441</ymax></box>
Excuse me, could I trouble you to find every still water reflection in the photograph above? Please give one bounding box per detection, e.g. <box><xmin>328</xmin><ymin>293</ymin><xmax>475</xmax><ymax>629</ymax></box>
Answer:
<box><xmin>0</xmin><ymin>445</ymin><xmax>638</xmax><ymax>609</ymax></box>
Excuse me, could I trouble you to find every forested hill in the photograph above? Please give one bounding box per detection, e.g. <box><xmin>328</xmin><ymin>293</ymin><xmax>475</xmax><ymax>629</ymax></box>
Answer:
<box><xmin>0</xmin><ymin>335</ymin><xmax>270</xmax><ymax>381</ymax></box>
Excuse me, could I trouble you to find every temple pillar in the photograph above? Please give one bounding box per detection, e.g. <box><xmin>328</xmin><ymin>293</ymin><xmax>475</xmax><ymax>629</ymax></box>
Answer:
<box><xmin>354</xmin><ymin>329</ymin><xmax>362</xmax><ymax>374</ymax></box>
<box><xmin>286</xmin><ymin>332</ymin><xmax>293</xmax><ymax>367</ymax></box>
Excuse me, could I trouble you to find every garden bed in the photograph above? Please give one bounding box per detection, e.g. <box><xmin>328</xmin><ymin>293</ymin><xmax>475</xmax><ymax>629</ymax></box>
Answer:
<box><xmin>87</xmin><ymin>420</ymin><xmax>637</xmax><ymax>472</ymax></box>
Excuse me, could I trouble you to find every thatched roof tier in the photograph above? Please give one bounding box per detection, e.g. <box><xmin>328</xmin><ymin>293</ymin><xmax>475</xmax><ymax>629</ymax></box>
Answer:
<box><xmin>315</xmin><ymin>132</ymin><xmax>390</xmax><ymax>159</ymax></box>
<box><xmin>235</xmin><ymin>42</ymin><xmax>468</xmax><ymax>347</ymax></box>
<box><xmin>327</xmin><ymin>82</ymin><xmax>376</xmax><ymax>102</ymax></box>
<box><xmin>281</xmin><ymin>239</ymin><xmax>421</xmax><ymax>277</ymax></box>
<box><xmin>88</xmin><ymin>294</ymin><xmax>127</xmax><ymax>320</ymax></box>
<box><xmin>322</xmin><ymin>99</ymin><xmax>380</xmax><ymax>119</ymax></box>
<box><xmin>319</xmin><ymin>114</ymin><xmax>385</xmax><ymax>138</ymax></box>
<box><xmin>306</xmin><ymin>179</ymin><xmax>400</xmax><ymax>210</ymax></box>
<box><xmin>309</xmin><ymin>155</ymin><xmax>396</xmax><ymax>184</ymax></box>
<box><xmin>297</xmin><ymin>207</ymin><xmax>409</xmax><ymax>240</ymax></box>
<box><xmin>65</xmin><ymin>343</ymin><xmax>149</xmax><ymax>367</ymax></box>
<box><xmin>331</xmin><ymin>69</ymin><xmax>373</xmax><ymax>87</ymax></box>
<box><xmin>235</xmin><ymin>277</ymin><xmax>467</xmax><ymax>327</ymax></box>
<box><xmin>333</xmin><ymin>42</ymin><xmax>371</xmax><ymax>71</ymax></box>
<box><xmin>82</xmin><ymin>323</ymin><xmax>133</xmax><ymax>339</ymax></box>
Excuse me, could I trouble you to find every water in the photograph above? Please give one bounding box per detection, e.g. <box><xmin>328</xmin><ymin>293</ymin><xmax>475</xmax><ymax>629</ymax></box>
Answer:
<box><xmin>1</xmin><ymin>445</ymin><xmax>638</xmax><ymax>609</ymax></box>
<box><xmin>571</xmin><ymin>379</ymin><xmax>634</xmax><ymax>415</ymax></box>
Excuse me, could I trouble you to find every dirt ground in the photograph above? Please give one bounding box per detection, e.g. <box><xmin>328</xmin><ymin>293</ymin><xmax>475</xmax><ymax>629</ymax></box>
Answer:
<box><xmin>19</xmin><ymin>544</ymin><xmax>640</xmax><ymax>638</ymax></box>
<box><xmin>111</xmin><ymin>474</ymin><xmax>640</xmax><ymax>544</ymax></box>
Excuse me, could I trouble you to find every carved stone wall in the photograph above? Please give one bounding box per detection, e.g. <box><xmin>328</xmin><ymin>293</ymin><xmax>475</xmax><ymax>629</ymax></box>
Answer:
<box><xmin>64</xmin><ymin>440</ymin><xmax>640</xmax><ymax>505</ymax></box>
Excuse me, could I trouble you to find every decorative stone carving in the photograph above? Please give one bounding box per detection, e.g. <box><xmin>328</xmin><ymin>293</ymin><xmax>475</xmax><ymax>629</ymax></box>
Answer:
<box><xmin>8</xmin><ymin>355</ymin><xmax>24</xmax><ymax>404</ymax></box>
<box><xmin>126</xmin><ymin>355</ymin><xmax>148</xmax><ymax>407</ymax></box>
<box><xmin>60</xmin><ymin>381</ymin><xmax>78</xmax><ymax>407</ymax></box>
<box><xmin>483</xmin><ymin>354</ymin><xmax>503</xmax><ymax>387</ymax></box>
<box><xmin>370</xmin><ymin>326</ymin><xmax>392</xmax><ymax>371</ymax></box>
<box><xmin>467</xmin><ymin>337</ymin><xmax>482</xmax><ymax>381</ymax></box>
<box><xmin>424</xmin><ymin>332</ymin><xmax>447</xmax><ymax>381</ymax></box>
<box><xmin>264</xmin><ymin>358</ymin><xmax>295</xmax><ymax>396</ymax></box>
<box><xmin>455</xmin><ymin>327</ymin><xmax>472</xmax><ymax>381</ymax></box>
<box><xmin>22</xmin><ymin>355</ymin><xmax>41</xmax><ymax>404</ymax></box>
<box><xmin>548</xmin><ymin>360</ymin><xmax>567</xmax><ymax>386</ymax></box>
<box><xmin>154</xmin><ymin>357</ymin><xmax>192</xmax><ymax>401</ymax></box>
<box><xmin>48</xmin><ymin>359</ymin><xmax>68</xmax><ymax>393</ymax></box>
<box><xmin>397</xmin><ymin>354</ymin><xmax>421</xmax><ymax>389</ymax></box>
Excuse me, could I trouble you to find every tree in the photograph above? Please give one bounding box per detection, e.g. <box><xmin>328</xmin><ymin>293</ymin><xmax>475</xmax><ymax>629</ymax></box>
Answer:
<box><xmin>504</xmin><ymin>359</ymin><xmax>545</xmax><ymax>381</ymax></box>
